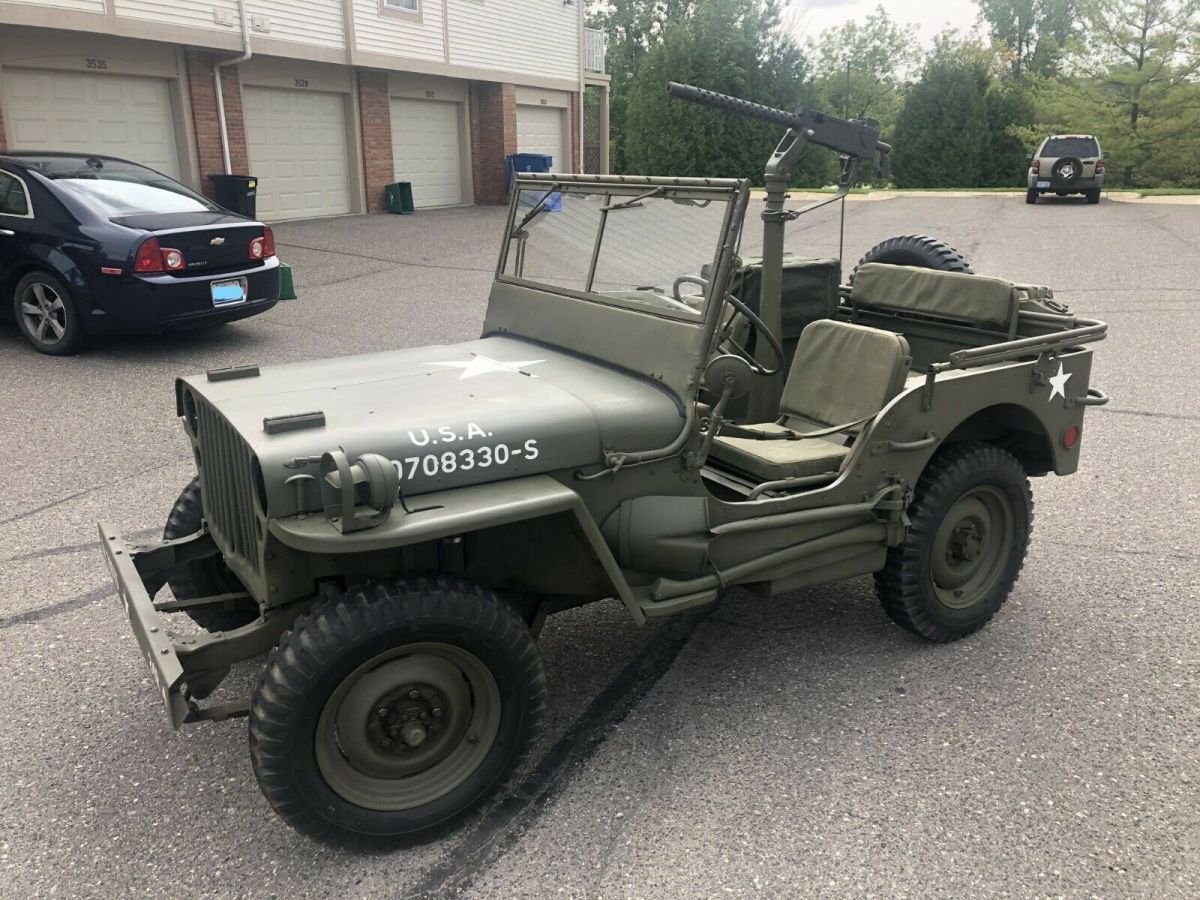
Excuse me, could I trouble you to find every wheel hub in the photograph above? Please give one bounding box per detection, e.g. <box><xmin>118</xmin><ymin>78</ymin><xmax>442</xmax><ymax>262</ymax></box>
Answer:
<box><xmin>315</xmin><ymin>642</ymin><xmax>502</xmax><ymax>811</ymax></box>
<box><xmin>19</xmin><ymin>283</ymin><xmax>67</xmax><ymax>345</ymax></box>
<box><xmin>929</xmin><ymin>487</ymin><xmax>1015</xmax><ymax>610</ymax></box>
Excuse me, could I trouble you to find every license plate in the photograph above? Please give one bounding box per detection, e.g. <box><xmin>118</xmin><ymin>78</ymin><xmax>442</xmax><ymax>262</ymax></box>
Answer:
<box><xmin>211</xmin><ymin>278</ymin><xmax>247</xmax><ymax>306</ymax></box>
<box><xmin>1036</xmin><ymin>180</ymin><xmax>1050</xmax><ymax>189</ymax></box>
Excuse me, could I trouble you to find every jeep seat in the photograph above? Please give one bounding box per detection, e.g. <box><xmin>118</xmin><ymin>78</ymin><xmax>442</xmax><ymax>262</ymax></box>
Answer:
<box><xmin>710</xmin><ymin>319</ymin><xmax>911</xmax><ymax>483</ymax></box>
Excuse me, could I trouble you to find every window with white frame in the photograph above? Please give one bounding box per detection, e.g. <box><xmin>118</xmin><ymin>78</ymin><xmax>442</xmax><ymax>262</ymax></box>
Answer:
<box><xmin>382</xmin><ymin>0</ymin><xmax>419</xmax><ymax>12</ymax></box>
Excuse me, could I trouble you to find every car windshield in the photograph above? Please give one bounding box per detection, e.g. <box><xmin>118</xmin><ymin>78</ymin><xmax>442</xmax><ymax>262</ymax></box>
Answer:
<box><xmin>1043</xmin><ymin>137</ymin><xmax>1099</xmax><ymax>158</ymax></box>
<box><xmin>33</xmin><ymin>158</ymin><xmax>220</xmax><ymax>215</ymax></box>
<box><xmin>500</xmin><ymin>182</ymin><xmax>736</xmax><ymax>322</ymax></box>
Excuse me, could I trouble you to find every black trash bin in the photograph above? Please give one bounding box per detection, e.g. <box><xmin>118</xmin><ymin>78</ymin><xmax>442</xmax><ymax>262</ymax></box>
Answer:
<box><xmin>208</xmin><ymin>174</ymin><xmax>258</xmax><ymax>218</ymax></box>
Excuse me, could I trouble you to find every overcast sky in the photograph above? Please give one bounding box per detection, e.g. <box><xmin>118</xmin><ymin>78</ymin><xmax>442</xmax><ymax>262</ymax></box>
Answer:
<box><xmin>785</xmin><ymin>0</ymin><xmax>983</xmax><ymax>47</ymax></box>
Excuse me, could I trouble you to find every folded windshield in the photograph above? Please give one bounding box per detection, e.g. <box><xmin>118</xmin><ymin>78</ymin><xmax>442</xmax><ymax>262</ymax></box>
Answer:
<box><xmin>500</xmin><ymin>182</ymin><xmax>737</xmax><ymax>321</ymax></box>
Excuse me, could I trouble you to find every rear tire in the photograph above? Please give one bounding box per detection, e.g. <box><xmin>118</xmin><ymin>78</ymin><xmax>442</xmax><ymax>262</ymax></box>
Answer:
<box><xmin>13</xmin><ymin>272</ymin><xmax>86</xmax><ymax>355</ymax></box>
<box><xmin>875</xmin><ymin>442</ymin><xmax>1033</xmax><ymax>642</ymax></box>
<box><xmin>249</xmin><ymin>575</ymin><xmax>545</xmax><ymax>844</ymax></box>
<box><xmin>163</xmin><ymin>478</ymin><xmax>259</xmax><ymax>632</ymax></box>
<box><xmin>1025</xmin><ymin>188</ymin><xmax>1038</xmax><ymax>204</ymax></box>
<box><xmin>853</xmin><ymin>234</ymin><xmax>973</xmax><ymax>277</ymax></box>
<box><xmin>1086</xmin><ymin>189</ymin><xmax>1101</xmax><ymax>204</ymax></box>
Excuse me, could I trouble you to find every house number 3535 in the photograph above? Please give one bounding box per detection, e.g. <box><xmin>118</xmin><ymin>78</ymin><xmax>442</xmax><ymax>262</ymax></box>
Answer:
<box><xmin>86</xmin><ymin>58</ymin><xmax>109</xmax><ymax>70</ymax></box>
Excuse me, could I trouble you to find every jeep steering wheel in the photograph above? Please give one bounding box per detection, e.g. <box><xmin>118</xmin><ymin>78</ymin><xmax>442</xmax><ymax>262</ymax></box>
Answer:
<box><xmin>720</xmin><ymin>291</ymin><xmax>783</xmax><ymax>376</ymax></box>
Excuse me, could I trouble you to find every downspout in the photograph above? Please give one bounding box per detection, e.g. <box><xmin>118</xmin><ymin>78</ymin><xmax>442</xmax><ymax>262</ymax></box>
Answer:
<box><xmin>577</xmin><ymin>0</ymin><xmax>585</xmax><ymax>173</ymax></box>
<box><xmin>214</xmin><ymin>0</ymin><xmax>253</xmax><ymax>175</ymax></box>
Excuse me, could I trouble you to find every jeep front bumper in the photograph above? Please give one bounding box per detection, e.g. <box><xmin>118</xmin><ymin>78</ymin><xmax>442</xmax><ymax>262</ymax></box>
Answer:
<box><xmin>98</xmin><ymin>523</ymin><xmax>192</xmax><ymax>728</ymax></box>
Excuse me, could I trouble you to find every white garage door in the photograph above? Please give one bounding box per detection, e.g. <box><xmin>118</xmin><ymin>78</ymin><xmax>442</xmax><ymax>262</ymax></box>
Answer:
<box><xmin>2</xmin><ymin>68</ymin><xmax>180</xmax><ymax>177</ymax></box>
<box><xmin>243</xmin><ymin>87</ymin><xmax>352</xmax><ymax>221</ymax></box>
<box><xmin>391</xmin><ymin>98</ymin><xmax>464</xmax><ymax>208</ymax></box>
<box><xmin>516</xmin><ymin>105</ymin><xmax>567</xmax><ymax>172</ymax></box>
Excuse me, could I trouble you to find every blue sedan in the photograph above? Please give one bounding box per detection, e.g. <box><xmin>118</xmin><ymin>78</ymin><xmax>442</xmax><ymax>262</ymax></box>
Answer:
<box><xmin>0</xmin><ymin>152</ymin><xmax>280</xmax><ymax>355</ymax></box>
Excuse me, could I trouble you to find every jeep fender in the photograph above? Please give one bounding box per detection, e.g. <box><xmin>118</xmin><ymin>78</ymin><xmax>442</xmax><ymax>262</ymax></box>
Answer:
<box><xmin>266</xmin><ymin>474</ymin><xmax>646</xmax><ymax>624</ymax></box>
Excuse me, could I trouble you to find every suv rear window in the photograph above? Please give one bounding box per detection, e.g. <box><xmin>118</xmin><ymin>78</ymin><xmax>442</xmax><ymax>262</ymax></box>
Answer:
<box><xmin>1042</xmin><ymin>138</ymin><xmax>1099</xmax><ymax>158</ymax></box>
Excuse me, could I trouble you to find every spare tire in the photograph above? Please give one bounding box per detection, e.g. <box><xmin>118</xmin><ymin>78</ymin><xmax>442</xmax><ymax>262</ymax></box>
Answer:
<box><xmin>1051</xmin><ymin>156</ymin><xmax>1082</xmax><ymax>186</ymax></box>
<box><xmin>853</xmin><ymin>234</ymin><xmax>973</xmax><ymax>278</ymax></box>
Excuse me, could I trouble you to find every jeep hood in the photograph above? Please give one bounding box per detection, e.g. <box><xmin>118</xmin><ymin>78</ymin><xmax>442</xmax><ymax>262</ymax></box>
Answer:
<box><xmin>178</xmin><ymin>335</ymin><xmax>684</xmax><ymax>515</ymax></box>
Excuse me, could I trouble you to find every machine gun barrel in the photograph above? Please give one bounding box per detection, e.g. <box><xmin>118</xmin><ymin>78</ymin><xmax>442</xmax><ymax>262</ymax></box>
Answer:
<box><xmin>666</xmin><ymin>81</ymin><xmax>890</xmax><ymax>168</ymax></box>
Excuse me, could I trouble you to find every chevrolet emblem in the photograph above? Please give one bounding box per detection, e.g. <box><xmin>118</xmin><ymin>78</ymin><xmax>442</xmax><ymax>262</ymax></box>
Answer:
<box><xmin>210</xmin><ymin>236</ymin><xmax>226</xmax><ymax>247</ymax></box>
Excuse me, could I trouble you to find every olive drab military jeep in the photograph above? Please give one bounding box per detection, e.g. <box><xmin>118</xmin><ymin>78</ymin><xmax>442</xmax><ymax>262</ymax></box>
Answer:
<box><xmin>99</xmin><ymin>83</ymin><xmax>1108</xmax><ymax>844</ymax></box>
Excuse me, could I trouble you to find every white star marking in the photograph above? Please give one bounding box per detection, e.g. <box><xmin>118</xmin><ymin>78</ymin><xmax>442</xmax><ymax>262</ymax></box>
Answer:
<box><xmin>434</xmin><ymin>354</ymin><xmax>546</xmax><ymax>380</ymax></box>
<box><xmin>1047</xmin><ymin>362</ymin><xmax>1072</xmax><ymax>402</ymax></box>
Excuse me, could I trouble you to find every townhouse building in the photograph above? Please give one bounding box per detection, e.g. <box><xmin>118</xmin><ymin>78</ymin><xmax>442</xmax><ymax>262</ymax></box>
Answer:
<box><xmin>0</xmin><ymin>0</ymin><xmax>609</xmax><ymax>219</ymax></box>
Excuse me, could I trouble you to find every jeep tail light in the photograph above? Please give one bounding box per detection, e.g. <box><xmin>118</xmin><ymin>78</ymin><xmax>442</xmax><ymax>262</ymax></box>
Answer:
<box><xmin>134</xmin><ymin>237</ymin><xmax>164</xmax><ymax>273</ymax></box>
<box><xmin>1095</xmin><ymin>159</ymin><xmax>1105</xmax><ymax>175</ymax></box>
<box><xmin>250</xmin><ymin>226</ymin><xmax>276</xmax><ymax>261</ymax></box>
<box><xmin>1063</xmin><ymin>424</ymin><xmax>1080</xmax><ymax>450</ymax></box>
<box><xmin>1031</xmin><ymin>159</ymin><xmax>1040</xmax><ymax>175</ymax></box>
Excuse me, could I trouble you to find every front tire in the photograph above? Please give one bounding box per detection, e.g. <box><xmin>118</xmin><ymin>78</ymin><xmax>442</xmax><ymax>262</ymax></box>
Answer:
<box><xmin>13</xmin><ymin>272</ymin><xmax>86</xmax><ymax>355</ymax></box>
<box><xmin>875</xmin><ymin>443</ymin><xmax>1033</xmax><ymax>642</ymax></box>
<box><xmin>249</xmin><ymin>576</ymin><xmax>545</xmax><ymax>844</ymax></box>
<box><xmin>163</xmin><ymin>478</ymin><xmax>259</xmax><ymax>632</ymax></box>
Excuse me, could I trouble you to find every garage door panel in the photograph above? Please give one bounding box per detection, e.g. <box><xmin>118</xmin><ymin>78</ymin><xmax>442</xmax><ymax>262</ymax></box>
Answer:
<box><xmin>517</xmin><ymin>105</ymin><xmax>567</xmax><ymax>172</ymax></box>
<box><xmin>390</xmin><ymin>98</ymin><xmax>464</xmax><ymax>208</ymax></box>
<box><xmin>3</xmin><ymin>69</ymin><xmax>180</xmax><ymax>177</ymax></box>
<box><xmin>243</xmin><ymin>86</ymin><xmax>352</xmax><ymax>221</ymax></box>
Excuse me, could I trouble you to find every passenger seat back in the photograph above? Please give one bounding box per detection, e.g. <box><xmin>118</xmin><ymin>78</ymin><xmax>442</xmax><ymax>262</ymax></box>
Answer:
<box><xmin>780</xmin><ymin>319</ymin><xmax>911</xmax><ymax>429</ymax></box>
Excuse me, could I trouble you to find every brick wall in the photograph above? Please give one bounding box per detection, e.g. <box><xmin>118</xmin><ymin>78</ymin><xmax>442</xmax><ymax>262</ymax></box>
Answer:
<box><xmin>569</xmin><ymin>91</ymin><xmax>581</xmax><ymax>172</ymax></box>
<box><xmin>469</xmin><ymin>81</ymin><xmax>517</xmax><ymax>204</ymax></box>
<box><xmin>357</xmin><ymin>69</ymin><xmax>394</xmax><ymax>213</ymax></box>
<box><xmin>185</xmin><ymin>50</ymin><xmax>249</xmax><ymax>194</ymax></box>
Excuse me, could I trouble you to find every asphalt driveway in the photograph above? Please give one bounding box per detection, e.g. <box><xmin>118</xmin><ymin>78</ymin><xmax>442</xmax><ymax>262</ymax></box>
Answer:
<box><xmin>0</xmin><ymin>195</ymin><xmax>1196</xmax><ymax>898</ymax></box>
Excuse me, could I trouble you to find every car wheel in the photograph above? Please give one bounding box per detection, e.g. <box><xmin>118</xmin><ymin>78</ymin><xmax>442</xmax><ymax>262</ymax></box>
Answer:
<box><xmin>875</xmin><ymin>442</ymin><xmax>1033</xmax><ymax>643</ymax></box>
<box><xmin>249</xmin><ymin>575</ymin><xmax>546</xmax><ymax>844</ymax></box>
<box><xmin>1050</xmin><ymin>156</ymin><xmax>1083</xmax><ymax>188</ymax></box>
<box><xmin>162</xmin><ymin>478</ymin><xmax>259</xmax><ymax>632</ymax></box>
<box><xmin>852</xmin><ymin>234</ymin><xmax>973</xmax><ymax>277</ymax></box>
<box><xmin>1087</xmin><ymin>190</ymin><xmax>1101</xmax><ymax>204</ymax></box>
<box><xmin>1025</xmin><ymin>188</ymin><xmax>1038</xmax><ymax>205</ymax></box>
<box><xmin>13</xmin><ymin>272</ymin><xmax>86</xmax><ymax>355</ymax></box>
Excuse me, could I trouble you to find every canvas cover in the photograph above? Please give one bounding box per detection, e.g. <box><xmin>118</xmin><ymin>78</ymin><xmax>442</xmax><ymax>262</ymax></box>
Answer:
<box><xmin>851</xmin><ymin>263</ymin><xmax>1018</xmax><ymax>329</ymax></box>
<box><xmin>730</xmin><ymin>255</ymin><xmax>841</xmax><ymax>339</ymax></box>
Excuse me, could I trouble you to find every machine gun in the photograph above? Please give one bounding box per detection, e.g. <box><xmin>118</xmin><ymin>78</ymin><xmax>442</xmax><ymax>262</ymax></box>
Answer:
<box><xmin>667</xmin><ymin>82</ymin><xmax>893</xmax><ymax>419</ymax></box>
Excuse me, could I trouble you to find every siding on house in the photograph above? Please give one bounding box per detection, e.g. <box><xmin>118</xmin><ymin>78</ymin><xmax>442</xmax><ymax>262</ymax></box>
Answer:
<box><xmin>113</xmin><ymin>0</ymin><xmax>241</xmax><ymax>33</ymax></box>
<box><xmin>446</xmin><ymin>0</ymin><xmax>579</xmax><ymax>81</ymax></box>
<box><xmin>353</xmin><ymin>0</ymin><xmax>446</xmax><ymax>63</ymax></box>
<box><xmin>244</xmin><ymin>0</ymin><xmax>346</xmax><ymax>50</ymax></box>
<box><xmin>3</xmin><ymin>0</ymin><xmax>103</xmax><ymax>11</ymax></box>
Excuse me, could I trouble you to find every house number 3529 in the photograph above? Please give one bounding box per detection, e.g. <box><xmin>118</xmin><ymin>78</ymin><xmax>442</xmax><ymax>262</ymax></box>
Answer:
<box><xmin>86</xmin><ymin>58</ymin><xmax>109</xmax><ymax>70</ymax></box>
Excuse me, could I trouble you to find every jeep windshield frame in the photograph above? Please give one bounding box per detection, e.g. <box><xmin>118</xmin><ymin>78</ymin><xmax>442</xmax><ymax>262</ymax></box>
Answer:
<box><xmin>496</xmin><ymin>174</ymin><xmax>746</xmax><ymax>325</ymax></box>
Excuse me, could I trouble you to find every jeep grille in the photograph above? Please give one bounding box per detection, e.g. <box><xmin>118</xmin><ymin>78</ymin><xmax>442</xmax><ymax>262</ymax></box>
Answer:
<box><xmin>189</xmin><ymin>391</ymin><xmax>261</xmax><ymax>578</ymax></box>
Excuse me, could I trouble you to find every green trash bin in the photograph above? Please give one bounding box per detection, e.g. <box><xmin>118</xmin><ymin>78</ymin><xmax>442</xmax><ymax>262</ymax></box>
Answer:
<box><xmin>277</xmin><ymin>261</ymin><xmax>297</xmax><ymax>301</ymax></box>
<box><xmin>385</xmin><ymin>181</ymin><xmax>414</xmax><ymax>214</ymax></box>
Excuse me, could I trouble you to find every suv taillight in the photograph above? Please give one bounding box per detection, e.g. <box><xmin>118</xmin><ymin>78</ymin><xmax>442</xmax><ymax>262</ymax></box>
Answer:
<box><xmin>1095</xmin><ymin>159</ymin><xmax>1105</xmax><ymax>175</ymax></box>
<box><xmin>250</xmin><ymin>226</ymin><xmax>276</xmax><ymax>261</ymax></box>
<box><xmin>134</xmin><ymin>237</ymin><xmax>186</xmax><ymax>273</ymax></box>
<box><xmin>1031</xmin><ymin>159</ymin><xmax>1040</xmax><ymax>175</ymax></box>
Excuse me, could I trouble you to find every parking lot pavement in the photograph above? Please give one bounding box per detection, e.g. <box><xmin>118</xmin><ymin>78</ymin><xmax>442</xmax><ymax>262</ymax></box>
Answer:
<box><xmin>0</xmin><ymin>196</ymin><xmax>1196</xmax><ymax>898</ymax></box>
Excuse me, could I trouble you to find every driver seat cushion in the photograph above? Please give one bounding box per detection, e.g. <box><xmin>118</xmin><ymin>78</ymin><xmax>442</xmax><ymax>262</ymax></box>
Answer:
<box><xmin>710</xmin><ymin>320</ymin><xmax>911</xmax><ymax>483</ymax></box>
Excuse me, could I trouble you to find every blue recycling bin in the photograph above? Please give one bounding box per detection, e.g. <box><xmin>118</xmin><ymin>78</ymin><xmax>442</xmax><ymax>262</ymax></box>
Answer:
<box><xmin>506</xmin><ymin>152</ymin><xmax>554</xmax><ymax>191</ymax></box>
<box><xmin>508</xmin><ymin>152</ymin><xmax>561</xmax><ymax>211</ymax></box>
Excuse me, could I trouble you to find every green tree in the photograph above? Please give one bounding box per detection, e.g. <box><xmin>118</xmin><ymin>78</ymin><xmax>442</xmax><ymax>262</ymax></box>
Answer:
<box><xmin>977</xmin><ymin>0</ymin><xmax>1079</xmax><ymax>77</ymax></box>
<box><xmin>809</xmin><ymin>5</ymin><xmax>920</xmax><ymax>131</ymax></box>
<box><xmin>892</xmin><ymin>38</ymin><xmax>993</xmax><ymax>186</ymax></box>
<box><xmin>615</xmin><ymin>0</ymin><xmax>819</xmax><ymax>183</ymax></box>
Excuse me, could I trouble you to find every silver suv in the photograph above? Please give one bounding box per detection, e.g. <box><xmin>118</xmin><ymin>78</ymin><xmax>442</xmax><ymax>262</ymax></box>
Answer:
<box><xmin>1027</xmin><ymin>135</ymin><xmax>1104</xmax><ymax>204</ymax></box>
